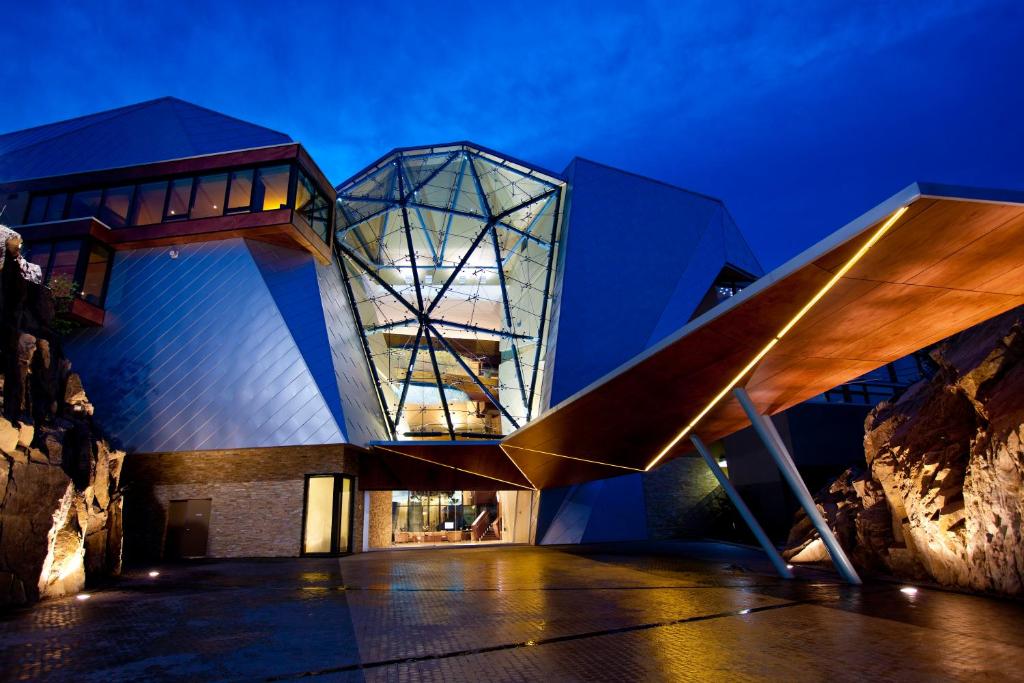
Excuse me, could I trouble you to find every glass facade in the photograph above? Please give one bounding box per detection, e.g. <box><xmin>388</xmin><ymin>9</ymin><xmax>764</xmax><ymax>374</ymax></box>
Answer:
<box><xmin>23</xmin><ymin>239</ymin><xmax>114</xmax><ymax>306</ymax></box>
<box><xmin>391</xmin><ymin>490</ymin><xmax>499</xmax><ymax>543</ymax></box>
<box><xmin>336</xmin><ymin>145</ymin><xmax>563</xmax><ymax>439</ymax></box>
<box><xmin>19</xmin><ymin>162</ymin><xmax>332</xmax><ymax>245</ymax></box>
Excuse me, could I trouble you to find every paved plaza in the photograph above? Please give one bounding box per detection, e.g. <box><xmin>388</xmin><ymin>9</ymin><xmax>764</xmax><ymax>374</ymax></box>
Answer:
<box><xmin>2</xmin><ymin>542</ymin><xmax>1023</xmax><ymax>681</ymax></box>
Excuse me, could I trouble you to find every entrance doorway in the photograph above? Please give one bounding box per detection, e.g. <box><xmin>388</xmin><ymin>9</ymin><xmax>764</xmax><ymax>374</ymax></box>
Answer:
<box><xmin>165</xmin><ymin>498</ymin><xmax>212</xmax><ymax>559</ymax></box>
<box><xmin>301</xmin><ymin>474</ymin><xmax>354</xmax><ymax>555</ymax></box>
<box><xmin>381</xmin><ymin>490</ymin><xmax>533</xmax><ymax>548</ymax></box>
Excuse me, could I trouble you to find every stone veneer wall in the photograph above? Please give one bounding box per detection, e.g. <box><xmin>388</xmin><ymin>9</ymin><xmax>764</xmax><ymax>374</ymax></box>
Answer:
<box><xmin>642</xmin><ymin>455</ymin><xmax>736</xmax><ymax>540</ymax></box>
<box><xmin>367</xmin><ymin>491</ymin><xmax>392</xmax><ymax>549</ymax></box>
<box><xmin>124</xmin><ymin>444</ymin><xmax>363</xmax><ymax>561</ymax></box>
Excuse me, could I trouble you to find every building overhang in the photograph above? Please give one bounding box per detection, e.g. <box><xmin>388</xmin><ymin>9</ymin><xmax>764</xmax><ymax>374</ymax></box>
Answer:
<box><xmin>494</xmin><ymin>182</ymin><xmax>1024</xmax><ymax>487</ymax></box>
<box><xmin>7</xmin><ymin>143</ymin><xmax>335</xmax><ymax>264</ymax></box>
<box><xmin>361</xmin><ymin>441</ymin><xmax>535</xmax><ymax>491</ymax></box>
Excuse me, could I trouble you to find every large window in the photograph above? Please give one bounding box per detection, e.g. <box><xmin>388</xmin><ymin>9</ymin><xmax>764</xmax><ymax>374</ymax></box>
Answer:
<box><xmin>191</xmin><ymin>173</ymin><xmax>228</xmax><ymax>219</ymax></box>
<box><xmin>100</xmin><ymin>186</ymin><xmax>133</xmax><ymax>228</ymax></box>
<box><xmin>390</xmin><ymin>490</ymin><xmax>505</xmax><ymax>544</ymax></box>
<box><xmin>68</xmin><ymin>190</ymin><xmax>102</xmax><ymax>219</ymax></box>
<box><xmin>131</xmin><ymin>181</ymin><xmax>168</xmax><ymax>226</ymax></box>
<box><xmin>81</xmin><ymin>243</ymin><xmax>112</xmax><ymax>305</ymax></box>
<box><xmin>19</xmin><ymin>162</ymin><xmax>332</xmax><ymax>247</ymax></box>
<box><xmin>301</xmin><ymin>474</ymin><xmax>354</xmax><ymax>555</ymax></box>
<box><xmin>23</xmin><ymin>239</ymin><xmax>113</xmax><ymax>307</ymax></box>
<box><xmin>296</xmin><ymin>170</ymin><xmax>331</xmax><ymax>241</ymax></box>
<box><xmin>255</xmin><ymin>165</ymin><xmax>290</xmax><ymax>211</ymax></box>
<box><xmin>227</xmin><ymin>169</ymin><xmax>253</xmax><ymax>212</ymax></box>
<box><xmin>25</xmin><ymin>193</ymin><xmax>67</xmax><ymax>224</ymax></box>
<box><xmin>165</xmin><ymin>178</ymin><xmax>193</xmax><ymax>219</ymax></box>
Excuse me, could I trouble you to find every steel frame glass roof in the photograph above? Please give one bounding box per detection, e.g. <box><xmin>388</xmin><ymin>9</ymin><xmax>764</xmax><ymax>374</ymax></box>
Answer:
<box><xmin>335</xmin><ymin>143</ymin><xmax>564</xmax><ymax>441</ymax></box>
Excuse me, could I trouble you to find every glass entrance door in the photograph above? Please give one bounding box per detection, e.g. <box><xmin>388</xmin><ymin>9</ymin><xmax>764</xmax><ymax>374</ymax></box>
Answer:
<box><xmin>302</xmin><ymin>474</ymin><xmax>354</xmax><ymax>555</ymax></box>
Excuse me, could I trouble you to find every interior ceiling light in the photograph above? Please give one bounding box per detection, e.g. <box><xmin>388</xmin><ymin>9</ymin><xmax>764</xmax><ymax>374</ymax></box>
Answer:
<box><xmin>644</xmin><ymin>206</ymin><xmax>909</xmax><ymax>471</ymax></box>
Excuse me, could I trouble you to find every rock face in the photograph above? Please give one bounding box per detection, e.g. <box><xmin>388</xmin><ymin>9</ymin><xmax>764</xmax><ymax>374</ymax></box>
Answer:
<box><xmin>0</xmin><ymin>228</ymin><xmax>124</xmax><ymax>606</ymax></box>
<box><xmin>785</xmin><ymin>308</ymin><xmax>1024</xmax><ymax>595</ymax></box>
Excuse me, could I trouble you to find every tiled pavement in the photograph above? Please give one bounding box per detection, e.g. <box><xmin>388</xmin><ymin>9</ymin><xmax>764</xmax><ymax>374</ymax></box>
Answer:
<box><xmin>2</xmin><ymin>542</ymin><xmax>1023</xmax><ymax>681</ymax></box>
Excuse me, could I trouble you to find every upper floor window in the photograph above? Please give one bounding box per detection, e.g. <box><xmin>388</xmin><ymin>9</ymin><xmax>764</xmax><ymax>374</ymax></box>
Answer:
<box><xmin>295</xmin><ymin>170</ymin><xmax>331</xmax><ymax>241</ymax></box>
<box><xmin>20</xmin><ymin>162</ymin><xmax>333</xmax><ymax>246</ymax></box>
<box><xmin>23</xmin><ymin>239</ymin><xmax>114</xmax><ymax>307</ymax></box>
<box><xmin>131</xmin><ymin>181</ymin><xmax>168</xmax><ymax>225</ymax></box>
<box><xmin>255</xmin><ymin>165</ymin><xmax>290</xmax><ymax>211</ymax></box>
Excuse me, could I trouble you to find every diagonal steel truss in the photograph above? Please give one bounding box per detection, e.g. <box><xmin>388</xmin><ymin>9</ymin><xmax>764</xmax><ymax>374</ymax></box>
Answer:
<box><xmin>335</xmin><ymin>144</ymin><xmax>563</xmax><ymax>440</ymax></box>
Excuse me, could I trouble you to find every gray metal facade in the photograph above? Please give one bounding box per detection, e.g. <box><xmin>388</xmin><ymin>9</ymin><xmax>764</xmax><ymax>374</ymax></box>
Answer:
<box><xmin>64</xmin><ymin>238</ymin><xmax>381</xmax><ymax>453</ymax></box>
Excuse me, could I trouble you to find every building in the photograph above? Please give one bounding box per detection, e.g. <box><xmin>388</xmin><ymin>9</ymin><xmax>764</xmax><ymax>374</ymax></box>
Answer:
<box><xmin>0</xmin><ymin>97</ymin><xmax>932</xmax><ymax>561</ymax></box>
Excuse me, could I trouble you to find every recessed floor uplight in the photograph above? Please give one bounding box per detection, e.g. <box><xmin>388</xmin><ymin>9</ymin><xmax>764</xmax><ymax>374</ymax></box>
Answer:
<box><xmin>900</xmin><ymin>586</ymin><xmax>918</xmax><ymax>595</ymax></box>
<box><xmin>738</xmin><ymin>608</ymin><xmax>752</xmax><ymax>615</ymax></box>
<box><xmin>148</xmin><ymin>571</ymin><xmax>160</xmax><ymax>577</ymax></box>
<box><xmin>76</xmin><ymin>594</ymin><xmax>91</xmax><ymax>601</ymax></box>
<box><xmin>786</xmin><ymin>564</ymin><xmax>794</xmax><ymax>570</ymax></box>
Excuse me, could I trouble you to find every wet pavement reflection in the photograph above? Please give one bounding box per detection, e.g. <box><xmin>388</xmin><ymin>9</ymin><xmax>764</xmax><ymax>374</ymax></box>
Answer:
<box><xmin>1</xmin><ymin>542</ymin><xmax>1022</xmax><ymax>681</ymax></box>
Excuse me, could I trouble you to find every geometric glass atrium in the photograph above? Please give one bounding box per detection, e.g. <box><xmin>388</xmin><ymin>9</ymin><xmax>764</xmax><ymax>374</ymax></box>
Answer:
<box><xmin>335</xmin><ymin>144</ymin><xmax>564</xmax><ymax>440</ymax></box>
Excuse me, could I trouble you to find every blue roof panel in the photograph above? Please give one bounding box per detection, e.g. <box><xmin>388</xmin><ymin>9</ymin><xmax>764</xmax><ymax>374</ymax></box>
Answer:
<box><xmin>0</xmin><ymin>97</ymin><xmax>292</xmax><ymax>183</ymax></box>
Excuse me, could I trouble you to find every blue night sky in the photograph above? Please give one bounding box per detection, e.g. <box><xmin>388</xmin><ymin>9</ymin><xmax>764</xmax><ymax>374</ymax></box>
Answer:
<box><xmin>2</xmin><ymin>0</ymin><xmax>1022</xmax><ymax>270</ymax></box>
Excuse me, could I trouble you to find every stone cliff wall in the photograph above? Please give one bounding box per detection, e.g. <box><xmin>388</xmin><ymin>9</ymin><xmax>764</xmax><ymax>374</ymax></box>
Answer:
<box><xmin>785</xmin><ymin>307</ymin><xmax>1024</xmax><ymax>595</ymax></box>
<box><xmin>0</xmin><ymin>228</ymin><xmax>124</xmax><ymax>606</ymax></box>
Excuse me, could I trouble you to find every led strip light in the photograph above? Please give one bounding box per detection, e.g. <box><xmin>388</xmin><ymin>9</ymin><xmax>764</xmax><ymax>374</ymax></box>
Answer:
<box><xmin>374</xmin><ymin>444</ymin><xmax>536</xmax><ymax>490</ymax></box>
<box><xmin>644</xmin><ymin>205</ymin><xmax>909</xmax><ymax>472</ymax></box>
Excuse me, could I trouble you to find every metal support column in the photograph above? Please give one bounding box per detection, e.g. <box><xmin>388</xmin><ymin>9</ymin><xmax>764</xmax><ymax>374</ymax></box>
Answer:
<box><xmin>690</xmin><ymin>435</ymin><xmax>793</xmax><ymax>579</ymax></box>
<box><xmin>733</xmin><ymin>387</ymin><xmax>862</xmax><ymax>584</ymax></box>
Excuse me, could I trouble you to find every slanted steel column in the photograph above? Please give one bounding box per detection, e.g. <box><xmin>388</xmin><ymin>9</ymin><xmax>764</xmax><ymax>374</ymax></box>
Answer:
<box><xmin>690</xmin><ymin>435</ymin><xmax>793</xmax><ymax>579</ymax></box>
<box><xmin>733</xmin><ymin>387</ymin><xmax>862</xmax><ymax>585</ymax></box>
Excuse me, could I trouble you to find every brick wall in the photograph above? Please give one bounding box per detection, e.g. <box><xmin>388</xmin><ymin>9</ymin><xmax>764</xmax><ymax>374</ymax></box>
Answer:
<box><xmin>124</xmin><ymin>444</ymin><xmax>365</xmax><ymax>561</ymax></box>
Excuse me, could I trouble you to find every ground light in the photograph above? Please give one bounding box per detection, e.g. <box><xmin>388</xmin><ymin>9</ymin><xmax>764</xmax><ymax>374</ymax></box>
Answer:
<box><xmin>148</xmin><ymin>571</ymin><xmax>160</xmax><ymax>577</ymax></box>
<box><xmin>900</xmin><ymin>586</ymin><xmax>919</xmax><ymax>595</ymax></box>
<box><xmin>76</xmin><ymin>594</ymin><xmax>91</xmax><ymax>601</ymax></box>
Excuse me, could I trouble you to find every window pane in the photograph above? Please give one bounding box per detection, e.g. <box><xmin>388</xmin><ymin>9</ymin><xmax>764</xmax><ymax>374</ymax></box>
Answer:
<box><xmin>23</xmin><ymin>242</ymin><xmax>52</xmax><ymax>274</ymax></box>
<box><xmin>295</xmin><ymin>172</ymin><xmax>313</xmax><ymax>220</ymax></box>
<box><xmin>227</xmin><ymin>169</ymin><xmax>253</xmax><ymax>212</ymax></box>
<box><xmin>26</xmin><ymin>196</ymin><xmax>48</xmax><ymax>224</ymax></box>
<box><xmin>296</xmin><ymin>172</ymin><xmax>331</xmax><ymax>242</ymax></box>
<box><xmin>303</xmin><ymin>476</ymin><xmax>335</xmax><ymax>554</ymax></box>
<box><xmin>44</xmin><ymin>194</ymin><xmax>67</xmax><ymax>221</ymax></box>
<box><xmin>254</xmin><ymin>165</ymin><xmax>290</xmax><ymax>211</ymax></box>
<box><xmin>166</xmin><ymin>178</ymin><xmax>192</xmax><ymax>219</ymax></box>
<box><xmin>130</xmin><ymin>181</ymin><xmax>168</xmax><ymax>226</ymax></box>
<box><xmin>81</xmin><ymin>243</ymin><xmax>112</xmax><ymax>305</ymax></box>
<box><xmin>100</xmin><ymin>186</ymin><xmax>134</xmax><ymax>228</ymax></box>
<box><xmin>68</xmin><ymin>190</ymin><xmax>102</xmax><ymax>219</ymax></box>
<box><xmin>336</xmin><ymin>477</ymin><xmax>352</xmax><ymax>552</ymax></box>
<box><xmin>191</xmin><ymin>174</ymin><xmax>227</xmax><ymax>219</ymax></box>
<box><xmin>311</xmin><ymin>193</ymin><xmax>330</xmax><ymax>241</ymax></box>
<box><xmin>49</xmin><ymin>240</ymin><xmax>82</xmax><ymax>282</ymax></box>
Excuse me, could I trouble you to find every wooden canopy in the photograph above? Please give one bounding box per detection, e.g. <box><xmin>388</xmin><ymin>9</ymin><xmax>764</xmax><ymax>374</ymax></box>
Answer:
<box><xmin>370</xmin><ymin>183</ymin><xmax>1024</xmax><ymax>490</ymax></box>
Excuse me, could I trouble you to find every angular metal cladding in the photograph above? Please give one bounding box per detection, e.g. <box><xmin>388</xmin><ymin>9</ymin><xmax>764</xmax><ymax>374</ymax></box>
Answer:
<box><xmin>62</xmin><ymin>238</ymin><xmax>375</xmax><ymax>452</ymax></box>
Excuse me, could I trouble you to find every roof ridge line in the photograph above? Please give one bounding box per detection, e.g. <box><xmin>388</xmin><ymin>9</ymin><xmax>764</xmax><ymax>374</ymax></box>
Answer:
<box><xmin>568</xmin><ymin>156</ymin><xmax>726</xmax><ymax>205</ymax></box>
<box><xmin>0</xmin><ymin>97</ymin><xmax>166</xmax><ymax>148</ymax></box>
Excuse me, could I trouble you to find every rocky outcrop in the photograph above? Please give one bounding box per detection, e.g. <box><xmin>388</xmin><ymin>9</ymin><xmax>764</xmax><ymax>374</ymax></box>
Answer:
<box><xmin>0</xmin><ymin>227</ymin><xmax>124</xmax><ymax>606</ymax></box>
<box><xmin>785</xmin><ymin>308</ymin><xmax>1024</xmax><ymax>595</ymax></box>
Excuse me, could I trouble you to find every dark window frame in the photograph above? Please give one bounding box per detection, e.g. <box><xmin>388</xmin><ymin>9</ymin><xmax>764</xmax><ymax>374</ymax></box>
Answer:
<box><xmin>17</xmin><ymin>160</ymin><xmax>332</xmax><ymax>246</ymax></box>
<box><xmin>24</xmin><ymin>237</ymin><xmax>114</xmax><ymax>308</ymax></box>
<box><xmin>299</xmin><ymin>473</ymin><xmax>356</xmax><ymax>556</ymax></box>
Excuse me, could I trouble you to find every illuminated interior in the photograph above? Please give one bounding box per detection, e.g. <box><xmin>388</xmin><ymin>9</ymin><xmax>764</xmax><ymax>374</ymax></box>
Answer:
<box><xmin>386</xmin><ymin>489</ymin><xmax>532</xmax><ymax>545</ymax></box>
<box><xmin>336</xmin><ymin>144</ymin><xmax>564</xmax><ymax>440</ymax></box>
